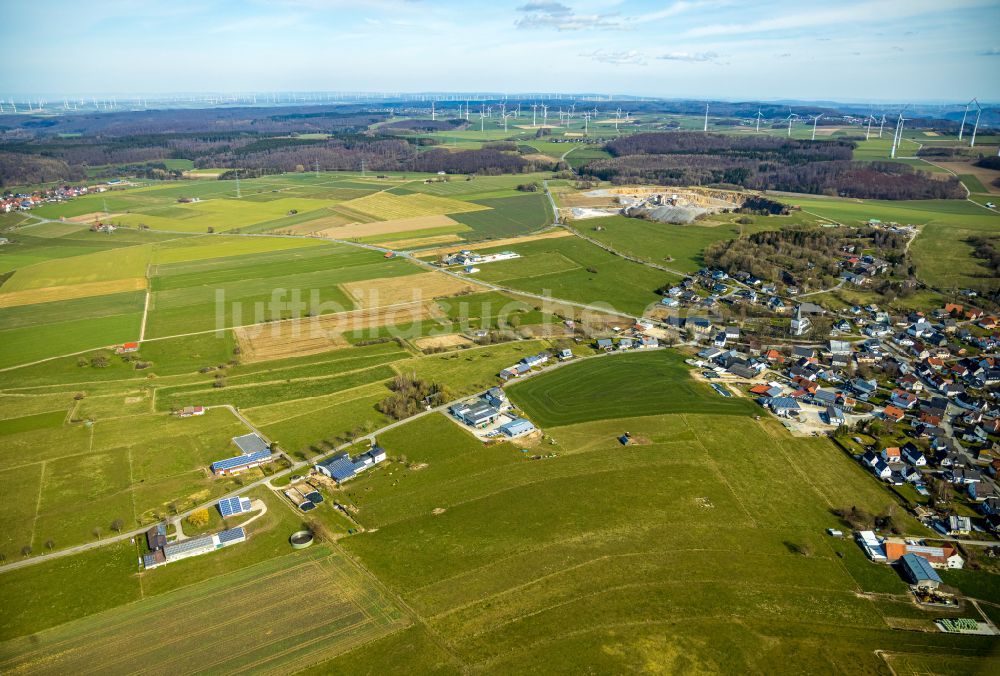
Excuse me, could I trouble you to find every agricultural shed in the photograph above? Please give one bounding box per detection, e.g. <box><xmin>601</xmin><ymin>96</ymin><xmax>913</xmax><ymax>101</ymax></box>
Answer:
<box><xmin>899</xmin><ymin>553</ymin><xmax>942</xmax><ymax>588</ymax></box>
<box><xmin>499</xmin><ymin>418</ymin><xmax>536</xmax><ymax>437</ymax></box>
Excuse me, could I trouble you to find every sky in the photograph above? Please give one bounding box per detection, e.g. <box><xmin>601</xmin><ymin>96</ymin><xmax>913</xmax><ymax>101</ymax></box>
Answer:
<box><xmin>2</xmin><ymin>0</ymin><xmax>999</xmax><ymax>102</ymax></box>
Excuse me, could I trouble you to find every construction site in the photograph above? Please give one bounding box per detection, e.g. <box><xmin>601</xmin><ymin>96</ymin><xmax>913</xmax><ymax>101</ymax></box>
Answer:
<box><xmin>561</xmin><ymin>186</ymin><xmax>743</xmax><ymax>224</ymax></box>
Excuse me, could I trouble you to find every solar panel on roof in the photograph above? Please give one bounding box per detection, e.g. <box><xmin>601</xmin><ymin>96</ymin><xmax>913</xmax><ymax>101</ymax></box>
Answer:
<box><xmin>210</xmin><ymin>450</ymin><xmax>272</xmax><ymax>472</ymax></box>
<box><xmin>217</xmin><ymin>496</ymin><xmax>252</xmax><ymax>517</ymax></box>
<box><xmin>217</xmin><ymin>527</ymin><xmax>245</xmax><ymax>545</ymax></box>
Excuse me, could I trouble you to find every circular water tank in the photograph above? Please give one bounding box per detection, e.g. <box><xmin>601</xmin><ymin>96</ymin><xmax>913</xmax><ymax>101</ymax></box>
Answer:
<box><xmin>289</xmin><ymin>530</ymin><xmax>314</xmax><ymax>549</ymax></box>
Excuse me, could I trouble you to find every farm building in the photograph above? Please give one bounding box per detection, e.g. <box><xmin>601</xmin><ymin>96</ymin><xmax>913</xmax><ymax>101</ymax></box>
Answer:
<box><xmin>559</xmin><ymin>348</ymin><xmax>573</xmax><ymax>360</ymax></box>
<box><xmin>856</xmin><ymin>530</ymin><xmax>887</xmax><ymax>562</ymax></box>
<box><xmin>217</xmin><ymin>495</ymin><xmax>253</xmax><ymax>517</ymax></box>
<box><xmin>499</xmin><ymin>418</ymin><xmax>536</xmax><ymax>438</ymax></box>
<box><xmin>499</xmin><ymin>363</ymin><xmax>531</xmax><ymax>380</ymax></box>
<box><xmin>116</xmin><ymin>342</ymin><xmax>139</xmax><ymax>354</ymax></box>
<box><xmin>315</xmin><ymin>446</ymin><xmax>387</xmax><ymax>483</ymax></box>
<box><xmin>883</xmin><ymin>540</ymin><xmax>964</xmax><ymax>569</ymax></box>
<box><xmin>210</xmin><ymin>449</ymin><xmax>273</xmax><ymax>476</ymax></box>
<box><xmin>145</xmin><ymin>523</ymin><xmax>167</xmax><ymax>551</ymax></box>
<box><xmin>179</xmin><ymin>406</ymin><xmax>205</xmax><ymax>418</ymax></box>
<box><xmin>483</xmin><ymin>387</ymin><xmax>507</xmax><ymax>409</ymax></box>
<box><xmin>449</xmin><ymin>400</ymin><xmax>501</xmax><ymax>428</ymax></box>
<box><xmin>898</xmin><ymin>553</ymin><xmax>942</xmax><ymax>588</ymax></box>
<box><xmin>143</xmin><ymin>527</ymin><xmax>246</xmax><ymax>570</ymax></box>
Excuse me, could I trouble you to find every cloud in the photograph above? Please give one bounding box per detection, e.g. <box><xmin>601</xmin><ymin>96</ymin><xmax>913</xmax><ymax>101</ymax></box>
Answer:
<box><xmin>979</xmin><ymin>47</ymin><xmax>1000</xmax><ymax>56</ymax></box>
<box><xmin>582</xmin><ymin>49</ymin><xmax>646</xmax><ymax>65</ymax></box>
<box><xmin>658</xmin><ymin>51</ymin><xmax>720</xmax><ymax>63</ymax></box>
<box><xmin>515</xmin><ymin>2</ymin><xmax>623</xmax><ymax>31</ymax></box>
<box><xmin>776</xmin><ymin>52</ymin><xmax>792</xmax><ymax>58</ymax></box>
<box><xmin>683</xmin><ymin>0</ymin><xmax>994</xmax><ymax>39</ymax></box>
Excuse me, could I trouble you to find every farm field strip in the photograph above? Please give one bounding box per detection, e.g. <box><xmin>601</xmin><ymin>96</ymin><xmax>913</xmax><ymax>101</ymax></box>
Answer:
<box><xmin>0</xmin><ymin>277</ymin><xmax>146</xmax><ymax>308</ymax></box>
<box><xmin>232</xmin><ymin>301</ymin><xmax>440</xmax><ymax>361</ymax></box>
<box><xmin>0</xmin><ymin>550</ymin><xmax>405</xmax><ymax>675</ymax></box>
<box><xmin>412</xmin><ymin>229</ymin><xmax>570</xmax><ymax>259</ymax></box>
<box><xmin>339</xmin><ymin>192</ymin><xmax>490</xmax><ymax>220</ymax></box>
<box><xmin>341</xmin><ymin>271</ymin><xmax>478</xmax><ymax>308</ymax></box>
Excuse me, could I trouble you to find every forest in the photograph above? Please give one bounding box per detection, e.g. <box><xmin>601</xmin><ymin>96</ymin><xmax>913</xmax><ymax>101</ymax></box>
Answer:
<box><xmin>704</xmin><ymin>227</ymin><xmax>912</xmax><ymax>292</ymax></box>
<box><xmin>583</xmin><ymin>132</ymin><xmax>964</xmax><ymax>200</ymax></box>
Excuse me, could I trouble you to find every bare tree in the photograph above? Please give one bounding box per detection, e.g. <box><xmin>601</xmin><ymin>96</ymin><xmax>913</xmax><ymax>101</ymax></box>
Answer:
<box><xmin>111</xmin><ymin>518</ymin><xmax>124</xmax><ymax>533</ymax></box>
<box><xmin>45</xmin><ymin>539</ymin><xmax>55</xmax><ymax>550</ymax></box>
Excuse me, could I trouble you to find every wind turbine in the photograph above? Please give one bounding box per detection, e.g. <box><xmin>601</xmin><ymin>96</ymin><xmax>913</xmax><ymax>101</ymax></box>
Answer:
<box><xmin>810</xmin><ymin>114</ymin><xmax>822</xmax><ymax>141</ymax></box>
<box><xmin>890</xmin><ymin>111</ymin><xmax>908</xmax><ymax>159</ymax></box>
<box><xmin>531</xmin><ymin>103</ymin><xmax>538</xmax><ymax>127</ymax></box>
<box><xmin>865</xmin><ymin>114</ymin><xmax>875</xmax><ymax>141</ymax></box>
<box><xmin>703</xmin><ymin>103</ymin><xmax>709</xmax><ymax>132</ymax></box>
<box><xmin>878</xmin><ymin>114</ymin><xmax>886</xmax><ymax>138</ymax></box>
<box><xmin>755</xmin><ymin>108</ymin><xmax>763</xmax><ymax>133</ymax></box>
<box><xmin>958</xmin><ymin>100</ymin><xmax>971</xmax><ymax>141</ymax></box>
<box><xmin>541</xmin><ymin>103</ymin><xmax>548</xmax><ymax>126</ymax></box>
<box><xmin>583</xmin><ymin>112</ymin><xmax>591</xmax><ymax>136</ymax></box>
<box><xmin>431</xmin><ymin>100</ymin><xmax>436</xmax><ymax>121</ymax></box>
<box><xmin>969</xmin><ymin>99</ymin><xmax>983</xmax><ymax>148</ymax></box>
<box><xmin>785</xmin><ymin>113</ymin><xmax>798</xmax><ymax>137</ymax></box>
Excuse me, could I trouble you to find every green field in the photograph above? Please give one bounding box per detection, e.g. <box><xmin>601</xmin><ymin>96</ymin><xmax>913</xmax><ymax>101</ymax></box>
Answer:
<box><xmin>451</xmin><ymin>193</ymin><xmax>552</xmax><ymax>240</ymax></box>
<box><xmin>473</xmin><ymin>235</ymin><xmax>678</xmax><ymax>316</ymax></box>
<box><xmin>577</xmin><ymin>213</ymin><xmax>789</xmax><ymax>273</ymax></box>
<box><xmin>319</xmin><ymin>390</ymin><xmax>987</xmax><ymax>671</ymax></box>
<box><xmin>0</xmin><ymin>546</ymin><xmax>405</xmax><ymax>673</ymax></box>
<box><xmin>508</xmin><ymin>350</ymin><xmax>757</xmax><ymax>426</ymax></box>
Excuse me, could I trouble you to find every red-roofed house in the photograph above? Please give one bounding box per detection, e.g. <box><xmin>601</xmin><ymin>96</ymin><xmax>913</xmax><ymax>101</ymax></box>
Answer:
<box><xmin>883</xmin><ymin>540</ymin><xmax>964</xmax><ymax>569</ymax></box>
<box><xmin>883</xmin><ymin>406</ymin><xmax>905</xmax><ymax>423</ymax></box>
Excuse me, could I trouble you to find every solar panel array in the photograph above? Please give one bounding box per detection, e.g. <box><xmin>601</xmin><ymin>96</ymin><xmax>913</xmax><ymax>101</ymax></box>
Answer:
<box><xmin>217</xmin><ymin>527</ymin><xmax>246</xmax><ymax>545</ymax></box>
<box><xmin>165</xmin><ymin>534</ymin><xmax>215</xmax><ymax>558</ymax></box>
<box><xmin>304</xmin><ymin>491</ymin><xmax>324</xmax><ymax>503</ymax></box>
<box><xmin>210</xmin><ymin>449</ymin><xmax>272</xmax><ymax>472</ymax></box>
<box><xmin>217</xmin><ymin>496</ymin><xmax>252</xmax><ymax>517</ymax></box>
<box><xmin>232</xmin><ymin>433</ymin><xmax>269</xmax><ymax>455</ymax></box>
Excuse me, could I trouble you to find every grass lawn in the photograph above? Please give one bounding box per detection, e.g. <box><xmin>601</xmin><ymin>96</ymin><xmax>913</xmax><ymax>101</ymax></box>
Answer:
<box><xmin>507</xmin><ymin>350</ymin><xmax>757</xmax><ymax>427</ymax></box>
<box><xmin>474</xmin><ymin>236</ymin><xmax>678</xmax><ymax>316</ymax></box>
<box><xmin>578</xmin><ymin>213</ymin><xmax>780</xmax><ymax>273</ymax></box>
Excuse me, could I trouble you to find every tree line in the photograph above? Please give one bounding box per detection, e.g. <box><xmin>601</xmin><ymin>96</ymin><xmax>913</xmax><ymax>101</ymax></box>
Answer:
<box><xmin>580</xmin><ymin>132</ymin><xmax>963</xmax><ymax>200</ymax></box>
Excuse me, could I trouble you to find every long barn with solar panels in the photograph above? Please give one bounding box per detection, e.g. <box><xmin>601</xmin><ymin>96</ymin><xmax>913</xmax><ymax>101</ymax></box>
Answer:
<box><xmin>142</xmin><ymin>526</ymin><xmax>247</xmax><ymax>569</ymax></box>
<box><xmin>217</xmin><ymin>496</ymin><xmax>253</xmax><ymax>517</ymax></box>
<box><xmin>210</xmin><ymin>449</ymin><xmax>273</xmax><ymax>476</ymax></box>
